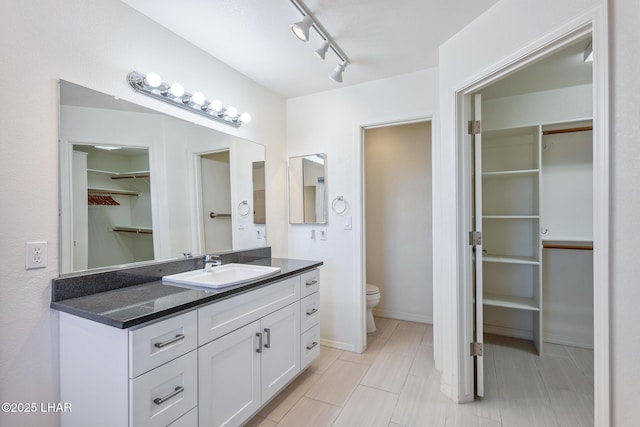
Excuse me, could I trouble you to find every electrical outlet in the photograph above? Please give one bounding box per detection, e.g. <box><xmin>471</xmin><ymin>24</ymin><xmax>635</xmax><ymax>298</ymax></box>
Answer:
<box><xmin>26</xmin><ymin>241</ymin><xmax>47</xmax><ymax>270</ymax></box>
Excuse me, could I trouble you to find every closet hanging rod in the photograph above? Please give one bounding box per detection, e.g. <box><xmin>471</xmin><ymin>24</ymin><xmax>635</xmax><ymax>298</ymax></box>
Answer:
<box><xmin>542</xmin><ymin>126</ymin><xmax>593</xmax><ymax>136</ymax></box>
<box><xmin>543</xmin><ymin>243</ymin><xmax>593</xmax><ymax>250</ymax></box>
<box><xmin>111</xmin><ymin>173</ymin><xmax>150</xmax><ymax>180</ymax></box>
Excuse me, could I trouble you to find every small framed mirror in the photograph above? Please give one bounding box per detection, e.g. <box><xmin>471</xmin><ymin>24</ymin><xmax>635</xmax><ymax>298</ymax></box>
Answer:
<box><xmin>288</xmin><ymin>154</ymin><xmax>327</xmax><ymax>224</ymax></box>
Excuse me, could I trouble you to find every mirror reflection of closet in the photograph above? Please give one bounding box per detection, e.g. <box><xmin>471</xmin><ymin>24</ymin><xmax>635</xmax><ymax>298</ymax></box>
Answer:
<box><xmin>253</xmin><ymin>161</ymin><xmax>266</xmax><ymax>225</ymax></box>
<box><xmin>288</xmin><ymin>154</ymin><xmax>327</xmax><ymax>224</ymax></box>
<box><xmin>71</xmin><ymin>144</ymin><xmax>153</xmax><ymax>271</ymax></box>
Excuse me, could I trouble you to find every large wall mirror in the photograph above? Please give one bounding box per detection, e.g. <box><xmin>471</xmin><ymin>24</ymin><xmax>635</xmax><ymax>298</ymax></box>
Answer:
<box><xmin>59</xmin><ymin>81</ymin><xmax>266</xmax><ymax>274</ymax></box>
<box><xmin>288</xmin><ymin>154</ymin><xmax>327</xmax><ymax>224</ymax></box>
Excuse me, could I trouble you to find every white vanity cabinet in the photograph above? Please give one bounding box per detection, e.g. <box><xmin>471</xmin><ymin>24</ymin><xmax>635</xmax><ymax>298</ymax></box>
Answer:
<box><xmin>198</xmin><ymin>275</ymin><xmax>302</xmax><ymax>427</ymax></box>
<box><xmin>59</xmin><ymin>310</ymin><xmax>199</xmax><ymax>427</ymax></box>
<box><xmin>58</xmin><ymin>267</ymin><xmax>320</xmax><ymax>427</ymax></box>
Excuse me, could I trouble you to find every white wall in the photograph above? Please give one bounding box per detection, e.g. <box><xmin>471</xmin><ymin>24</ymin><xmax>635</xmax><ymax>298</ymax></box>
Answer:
<box><xmin>436</xmin><ymin>0</ymin><xmax>604</xmax><ymax>405</ymax></box>
<box><xmin>0</xmin><ymin>1</ymin><xmax>286</xmax><ymax>426</ymax></box>
<box><xmin>609</xmin><ymin>0</ymin><xmax>640</xmax><ymax>423</ymax></box>
<box><xmin>287</xmin><ymin>69</ymin><xmax>438</xmax><ymax>351</ymax></box>
<box><xmin>365</xmin><ymin>122</ymin><xmax>433</xmax><ymax>324</ymax></box>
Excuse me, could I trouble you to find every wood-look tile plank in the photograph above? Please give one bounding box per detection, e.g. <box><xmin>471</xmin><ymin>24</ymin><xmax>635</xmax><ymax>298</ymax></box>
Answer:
<box><xmin>495</xmin><ymin>357</ymin><xmax>548</xmax><ymax>401</ymax></box>
<box><xmin>308</xmin><ymin>346</ymin><xmax>343</xmax><ymax>375</ymax></box>
<box><xmin>274</xmin><ymin>397</ymin><xmax>341</xmax><ymax>427</ymax></box>
<box><xmin>331</xmin><ymin>385</ymin><xmax>398</xmax><ymax>427</ymax></box>
<box><xmin>258</xmin><ymin>369</ymin><xmax>320</xmax><ymax>422</ymax></box>
<box><xmin>566</xmin><ymin>345</ymin><xmax>594</xmax><ymax>385</ymax></box>
<box><xmin>391</xmin><ymin>374</ymin><xmax>448</xmax><ymax>427</ymax></box>
<box><xmin>381</xmin><ymin>321</ymin><xmax>425</xmax><ymax>357</ymax></box>
<box><xmin>243</xmin><ymin>415</ymin><xmax>277</xmax><ymax>427</ymax></box>
<box><xmin>305</xmin><ymin>359</ymin><xmax>370</xmax><ymax>407</ymax></box>
<box><xmin>408</xmin><ymin>344</ymin><xmax>437</xmax><ymax>379</ymax></box>
<box><xmin>536</xmin><ymin>353</ymin><xmax>592</xmax><ymax>392</ymax></box>
<box><xmin>361</xmin><ymin>351</ymin><xmax>413</xmax><ymax>393</ymax></box>
<box><xmin>499</xmin><ymin>396</ymin><xmax>558</xmax><ymax>427</ymax></box>
<box><xmin>546</xmin><ymin>388</ymin><xmax>594</xmax><ymax>426</ymax></box>
<box><xmin>445</xmin><ymin>412</ymin><xmax>502</xmax><ymax>427</ymax></box>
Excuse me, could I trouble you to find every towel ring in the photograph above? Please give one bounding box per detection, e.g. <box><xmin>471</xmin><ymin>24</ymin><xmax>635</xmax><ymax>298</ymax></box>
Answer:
<box><xmin>331</xmin><ymin>196</ymin><xmax>348</xmax><ymax>215</ymax></box>
<box><xmin>238</xmin><ymin>200</ymin><xmax>250</xmax><ymax>217</ymax></box>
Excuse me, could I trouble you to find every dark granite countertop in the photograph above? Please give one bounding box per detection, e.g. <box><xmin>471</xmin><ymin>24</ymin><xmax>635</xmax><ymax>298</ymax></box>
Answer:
<box><xmin>51</xmin><ymin>257</ymin><xmax>322</xmax><ymax>329</ymax></box>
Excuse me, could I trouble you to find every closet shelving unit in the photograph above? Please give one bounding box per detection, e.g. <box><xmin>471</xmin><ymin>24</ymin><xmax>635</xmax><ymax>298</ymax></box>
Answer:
<box><xmin>86</xmin><ymin>168</ymin><xmax>152</xmax><ymax>235</ymax></box>
<box><xmin>481</xmin><ymin>125</ymin><xmax>543</xmax><ymax>353</ymax></box>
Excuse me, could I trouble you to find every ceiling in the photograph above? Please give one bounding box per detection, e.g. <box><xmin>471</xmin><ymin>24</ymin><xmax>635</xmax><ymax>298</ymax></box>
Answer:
<box><xmin>120</xmin><ymin>0</ymin><xmax>500</xmax><ymax>98</ymax></box>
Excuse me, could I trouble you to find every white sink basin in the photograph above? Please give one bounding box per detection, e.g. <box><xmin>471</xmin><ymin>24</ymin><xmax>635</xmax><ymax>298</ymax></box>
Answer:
<box><xmin>162</xmin><ymin>263</ymin><xmax>281</xmax><ymax>289</ymax></box>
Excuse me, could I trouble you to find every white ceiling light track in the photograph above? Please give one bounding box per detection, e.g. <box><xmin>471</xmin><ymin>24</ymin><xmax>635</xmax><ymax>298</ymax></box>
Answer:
<box><xmin>127</xmin><ymin>71</ymin><xmax>251</xmax><ymax>128</ymax></box>
<box><xmin>289</xmin><ymin>0</ymin><xmax>351</xmax><ymax>83</ymax></box>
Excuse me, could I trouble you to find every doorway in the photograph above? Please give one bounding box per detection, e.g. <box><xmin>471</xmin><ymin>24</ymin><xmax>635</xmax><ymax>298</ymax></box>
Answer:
<box><xmin>362</xmin><ymin>120</ymin><xmax>433</xmax><ymax>346</ymax></box>
<box><xmin>465</xmin><ymin>34</ymin><xmax>596</xmax><ymax>420</ymax></box>
<box><xmin>199</xmin><ymin>150</ymin><xmax>232</xmax><ymax>253</ymax></box>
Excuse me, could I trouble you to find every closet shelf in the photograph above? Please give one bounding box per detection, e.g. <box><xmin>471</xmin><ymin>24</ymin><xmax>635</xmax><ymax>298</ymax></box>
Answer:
<box><xmin>483</xmin><ymin>215</ymin><xmax>539</xmax><ymax>219</ymax></box>
<box><xmin>88</xmin><ymin>188</ymin><xmax>140</xmax><ymax>197</ymax></box>
<box><xmin>483</xmin><ymin>293</ymin><xmax>540</xmax><ymax>311</ymax></box>
<box><xmin>482</xmin><ymin>169</ymin><xmax>539</xmax><ymax>177</ymax></box>
<box><xmin>88</xmin><ymin>168</ymin><xmax>150</xmax><ymax>179</ymax></box>
<box><xmin>483</xmin><ymin>255</ymin><xmax>540</xmax><ymax>265</ymax></box>
<box><xmin>113</xmin><ymin>226</ymin><xmax>152</xmax><ymax>235</ymax></box>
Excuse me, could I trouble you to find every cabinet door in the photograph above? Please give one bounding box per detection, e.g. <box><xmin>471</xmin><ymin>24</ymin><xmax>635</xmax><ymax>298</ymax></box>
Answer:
<box><xmin>260</xmin><ymin>302</ymin><xmax>301</xmax><ymax>402</ymax></box>
<box><xmin>199</xmin><ymin>320</ymin><xmax>261</xmax><ymax>427</ymax></box>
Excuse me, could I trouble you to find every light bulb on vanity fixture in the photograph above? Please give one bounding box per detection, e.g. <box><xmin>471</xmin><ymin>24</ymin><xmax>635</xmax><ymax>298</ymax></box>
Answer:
<box><xmin>289</xmin><ymin>0</ymin><xmax>351</xmax><ymax>83</ymax></box>
<box><xmin>127</xmin><ymin>71</ymin><xmax>252</xmax><ymax>127</ymax></box>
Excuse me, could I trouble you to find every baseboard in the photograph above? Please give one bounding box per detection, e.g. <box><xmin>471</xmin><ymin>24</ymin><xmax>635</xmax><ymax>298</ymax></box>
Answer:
<box><xmin>484</xmin><ymin>324</ymin><xmax>533</xmax><ymax>341</ymax></box>
<box><xmin>544</xmin><ymin>333</ymin><xmax>594</xmax><ymax>349</ymax></box>
<box><xmin>319</xmin><ymin>338</ymin><xmax>356</xmax><ymax>352</ymax></box>
<box><xmin>372</xmin><ymin>308</ymin><xmax>433</xmax><ymax>324</ymax></box>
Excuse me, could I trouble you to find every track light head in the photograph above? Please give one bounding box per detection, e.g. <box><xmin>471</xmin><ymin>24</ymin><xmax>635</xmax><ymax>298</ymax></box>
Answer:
<box><xmin>314</xmin><ymin>41</ymin><xmax>330</xmax><ymax>60</ymax></box>
<box><xmin>291</xmin><ymin>15</ymin><xmax>313</xmax><ymax>41</ymax></box>
<box><xmin>329</xmin><ymin>62</ymin><xmax>347</xmax><ymax>83</ymax></box>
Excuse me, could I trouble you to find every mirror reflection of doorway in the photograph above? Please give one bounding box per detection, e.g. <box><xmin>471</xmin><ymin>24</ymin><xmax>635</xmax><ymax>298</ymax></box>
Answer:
<box><xmin>200</xmin><ymin>150</ymin><xmax>232</xmax><ymax>253</ymax></box>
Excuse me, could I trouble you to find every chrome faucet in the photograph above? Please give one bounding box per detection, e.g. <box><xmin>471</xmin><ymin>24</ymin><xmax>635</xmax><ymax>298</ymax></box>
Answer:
<box><xmin>203</xmin><ymin>254</ymin><xmax>222</xmax><ymax>271</ymax></box>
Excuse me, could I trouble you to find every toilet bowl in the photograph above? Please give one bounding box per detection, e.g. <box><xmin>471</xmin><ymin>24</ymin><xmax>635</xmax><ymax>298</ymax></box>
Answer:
<box><xmin>366</xmin><ymin>284</ymin><xmax>381</xmax><ymax>333</ymax></box>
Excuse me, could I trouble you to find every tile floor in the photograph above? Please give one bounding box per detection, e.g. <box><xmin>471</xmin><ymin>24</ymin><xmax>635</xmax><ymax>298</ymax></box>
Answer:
<box><xmin>245</xmin><ymin>317</ymin><xmax>594</xmax><ymax>427</ymax></box>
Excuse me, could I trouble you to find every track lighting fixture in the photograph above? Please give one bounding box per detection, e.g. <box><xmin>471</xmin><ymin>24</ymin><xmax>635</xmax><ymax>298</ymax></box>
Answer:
<box><xmin>291</xmin><ymin>15</ymin><xmax>313</xmax><ymax>41</ymax></box>
<box><xmin>329</xmin><ymin>62</ymin><xmax>347</xmax><ymax>83</ymax></box>
<box><xmin>314</xmin><ymin>41</ymin><xmax>330</xmax><ymax>60</ymax></box>
<box><xmin>127</xmin><ymin>71</ymin><xmax>251</xmax><ymax>128</ymax></box>
<box><xmin>289</xmin><ymin>0</ymin><xmax>351</xmax><ymax>83</ymax></box>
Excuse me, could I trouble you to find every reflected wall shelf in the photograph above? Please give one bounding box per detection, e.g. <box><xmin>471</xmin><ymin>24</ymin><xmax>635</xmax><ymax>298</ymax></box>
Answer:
<box><xmin>482</xmin><ymin>169</ymin><xmax>539</xmax><ymax>177</ymax></box>
<box><xmin>113</xmin><ymin>226</ymin><xmax>153</xmax><ymax>235</ymax></box>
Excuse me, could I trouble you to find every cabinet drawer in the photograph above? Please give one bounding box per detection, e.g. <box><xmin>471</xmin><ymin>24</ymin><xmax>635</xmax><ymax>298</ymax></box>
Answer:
<box><xmin>130</xmin><ymin>350</ymin><xmax>198</xmax><ymax>427</ymax></box>
<box><xmin>167</xmin><ymin>407</ymin><xmax>197</xmax><ymax>427</ymax></box>
<box><xmin>300</xmin><ymin>324</ymin><xmax>320</xmax><ymax>370</ymax></box>
<box><xmin>300</xmin><ymin>269</ymin><xmax>320</xmax><ymax>297</ymax></box>
<box><xmin>300</xmin><ymin>292</ymin><xmax>320</xmax><ymax>333</ymax></box>
<box><xmin>129</xmin><ymin>311</ymin><xmax>198</xmax><ymax>378</ymax></box>
<box><xmin>199</xmin><ymin>276</ymin><xmax>300</xmax><ymax>345</ymax></box>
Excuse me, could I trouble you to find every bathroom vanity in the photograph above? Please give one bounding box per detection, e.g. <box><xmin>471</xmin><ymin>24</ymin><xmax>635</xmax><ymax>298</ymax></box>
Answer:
<box><xmin>52</xmin><ymin>249</ymin><xmax>321</xmax><ymax>427</ymax></box>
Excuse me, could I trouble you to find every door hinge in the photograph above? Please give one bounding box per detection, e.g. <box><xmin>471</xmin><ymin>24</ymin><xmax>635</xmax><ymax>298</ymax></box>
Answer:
<box><xmin>469</xmin><ymin>231</ymin><xmax>482</xmax><ymax>246</ymax></box>
<box><xmin>468</xmin><ymin>120</ymin><xmax>481</xmax><ymax>135</ymax></box>
<box><xmin>470</xmin><ymin>342</ymin><xmax>483</xmax><ymax>357</ymax></box>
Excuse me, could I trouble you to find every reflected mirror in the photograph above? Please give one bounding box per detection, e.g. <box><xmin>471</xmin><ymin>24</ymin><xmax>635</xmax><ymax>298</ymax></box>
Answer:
<box><xmin>288</xmin><ymin>154</ymin><xmax>327</xmax><ymax>224</ymax></box>
<box><xmin>59</xmin><ymin>81</ymin><xmax>266</xmax><ymax>273</ymax></box>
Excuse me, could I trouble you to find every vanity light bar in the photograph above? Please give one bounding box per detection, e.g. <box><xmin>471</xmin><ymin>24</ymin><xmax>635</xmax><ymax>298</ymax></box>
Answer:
<box><xmin>126</xmin><ymin>71</ymin><xmax>251</xmax><ymax>128</ymax></box>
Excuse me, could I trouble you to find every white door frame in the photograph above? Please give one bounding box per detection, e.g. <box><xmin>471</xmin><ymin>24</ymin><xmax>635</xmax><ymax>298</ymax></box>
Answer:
<box><xmin>453</xmin><ymin>8</ymin><xmax>609</xmax><ymax>424</ymax></box>
<box><xmin>354</xmin><ymin>113</ymin><xmax>435</xmax><ymax>353</ymax></box>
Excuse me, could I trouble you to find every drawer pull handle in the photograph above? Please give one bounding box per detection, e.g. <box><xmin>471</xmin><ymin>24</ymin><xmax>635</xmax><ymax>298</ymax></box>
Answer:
<box><xmin>264</xmin><ymin>328</ymin><xmax>271</xmax><ymax>348</ymax></box>
<box><xmin>256</xmin><ymin>332</ymin><xmax>263</xmax><ymax>353</ymax></box>
<box><xmin>306</xmin><ymin>342</ymin><xmax>318</xmax><ymax>350</ymax></box>
<box><xmin>306</xmin><ymin>308</ymin><xmax>318</xmax><ymax>316</ymax></box>
<box><xmin>154</xmin><ymin>334</ymin><xmax>185</xmax><ymax>349</ymax></box>
<box><xmin>153</xmin><ymin>386</ymin><xmax>184</xmax><ymax>405</ymax></box>
<box><xmin>306</xmin><ymin>280</ymin><xmax>318</xmax><ymax>286</ymax></box>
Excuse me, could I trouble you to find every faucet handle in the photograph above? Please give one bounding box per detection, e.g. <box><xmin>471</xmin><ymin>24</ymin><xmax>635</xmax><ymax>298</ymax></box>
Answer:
<box><xmin>203</xmin><ymin>254</ymin><xmax>222</xmax><ymax>265</ymax></box>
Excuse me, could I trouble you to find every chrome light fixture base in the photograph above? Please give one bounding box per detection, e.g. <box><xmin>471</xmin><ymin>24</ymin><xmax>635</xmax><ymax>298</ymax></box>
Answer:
<box><xmin>127</xmin><ymin>71</ymin><xmax>250</xmax><ymax>128</ymax></box>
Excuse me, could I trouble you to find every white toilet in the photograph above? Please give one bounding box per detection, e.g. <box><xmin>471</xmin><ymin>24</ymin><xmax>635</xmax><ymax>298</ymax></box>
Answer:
<box><xmin>366</xmin><ymin>284</ymin><xmax>381</xmax><ymax>333</ymax></box>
